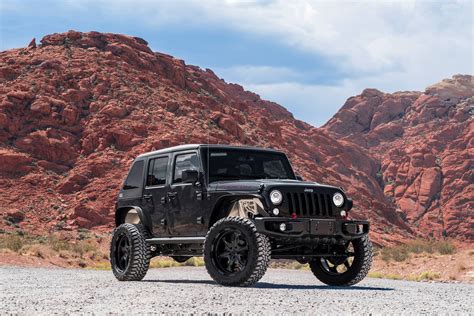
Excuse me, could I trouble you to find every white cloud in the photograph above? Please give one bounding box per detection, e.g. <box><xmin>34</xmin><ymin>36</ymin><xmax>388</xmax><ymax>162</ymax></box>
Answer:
<box><xmin>96</xmin><ymin>0</ymin><xmax>472</xmax><ymax>125</ymax></box>
<box><xmin>3</xmin><ymin>0</ymin><xmax>473</xmax><ymax>126</ymax></box>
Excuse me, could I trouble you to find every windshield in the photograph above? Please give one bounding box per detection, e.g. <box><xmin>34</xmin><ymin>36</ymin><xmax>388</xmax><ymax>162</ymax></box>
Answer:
<box><xmin>201</xmin><ymin>148</ymin><xmax>296</xmax><ymax>183</ymax></box>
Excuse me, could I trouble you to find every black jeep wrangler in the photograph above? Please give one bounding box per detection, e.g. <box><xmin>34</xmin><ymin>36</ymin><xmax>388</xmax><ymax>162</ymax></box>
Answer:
<box><xmin>110</xmin><ymin>144</ymin><xmax>372</xmax><ymax>287</ymax></box>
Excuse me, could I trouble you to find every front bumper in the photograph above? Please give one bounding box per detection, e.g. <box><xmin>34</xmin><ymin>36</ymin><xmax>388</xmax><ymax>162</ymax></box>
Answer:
<box><xmin>254</xmin><ymin>217</ymin><xmax>369</xmax><ymax>240</ymax></box>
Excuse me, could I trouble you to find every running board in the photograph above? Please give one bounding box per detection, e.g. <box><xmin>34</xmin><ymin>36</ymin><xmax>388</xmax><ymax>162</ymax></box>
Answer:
<box><xmin>146</xmin><ymin>237</ymin><xmax>205</xmax><ymax>244</ymax></box>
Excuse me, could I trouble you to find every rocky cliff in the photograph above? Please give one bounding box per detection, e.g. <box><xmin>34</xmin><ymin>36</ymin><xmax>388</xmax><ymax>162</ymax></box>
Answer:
<box><xmin>0</xmin><ymin>31</ymin><xmax>471</xmax><ymax>245</ymax></box>
<box><xmin>323</xmin><ymin>75</ymin><xmax>473</xmax><ymax>241</ymax></box>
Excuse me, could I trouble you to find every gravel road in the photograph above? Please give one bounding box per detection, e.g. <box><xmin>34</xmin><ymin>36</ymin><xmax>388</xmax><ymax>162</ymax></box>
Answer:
<box><xmin>1</xmin><ymin>266</ymin><xmax>472</xmax><ymax>314</ymax></box>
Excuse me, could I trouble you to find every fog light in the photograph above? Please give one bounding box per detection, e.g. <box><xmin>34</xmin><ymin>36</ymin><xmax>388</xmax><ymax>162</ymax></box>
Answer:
<box><xmin>340</xmin><ymin>210</ymin><xmax>347</xmax><ymax>217</ymax></box>
<box><xmin>272</xmin><ymin>208</ymin><xmax>280</xmax><ymax>216</ymax></box>
<box><xmin>279</xmin><ymin>223</ymin><xmax>287</xmax><ymax>231</ymax></box>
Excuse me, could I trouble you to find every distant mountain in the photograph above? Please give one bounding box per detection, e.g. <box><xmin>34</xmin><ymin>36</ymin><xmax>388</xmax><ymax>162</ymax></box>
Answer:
<box><xmin>323</xmin><ymin>75</ymin><xmax>473</xmax><ymax>241</ymax></box>
<box><xmin>0</xmin><ymin>31</ymin><xmax>471</xmax><ymax>244</ymax></box>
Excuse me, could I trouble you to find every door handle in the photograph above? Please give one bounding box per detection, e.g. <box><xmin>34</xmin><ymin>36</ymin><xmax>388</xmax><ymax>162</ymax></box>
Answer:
<box><xmin>143</xmin><ymin>194</ymin><xmax>152</xmax><ymax>200</ymax></box>
<box><xmin>167</xmin><ymin>192</ymin><xmax>177</xmax><ymax>198</ymax></box>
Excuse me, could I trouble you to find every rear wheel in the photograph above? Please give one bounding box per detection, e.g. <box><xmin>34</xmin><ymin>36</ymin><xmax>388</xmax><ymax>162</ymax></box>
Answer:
<box><xmin>309</xmin><ymin>236</ymin><xmax>373</xmax><ymax>286</ymax></box>
<box><xmin>110</xmin><ymin>223</ymin><xmax>151</xmax><ymax>281</ymax></box>
<box><xmin>204</xmin><ymin>217</ymin><xmax>271</xmax><ymax>287</ymax></box>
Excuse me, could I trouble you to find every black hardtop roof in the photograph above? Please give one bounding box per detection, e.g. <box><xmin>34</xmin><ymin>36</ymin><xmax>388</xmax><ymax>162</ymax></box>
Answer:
<box><xmin>136</xmin><ymin>144</ymin><xmax>285</xmax><ymax>159</ymax></box>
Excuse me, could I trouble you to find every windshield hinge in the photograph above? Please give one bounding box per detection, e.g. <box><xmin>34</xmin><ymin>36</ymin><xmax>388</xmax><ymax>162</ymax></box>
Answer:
<box><xmin>258</xmin><ymin>183</ymin><xmax>265</xmax><ymax>193</ymax></box>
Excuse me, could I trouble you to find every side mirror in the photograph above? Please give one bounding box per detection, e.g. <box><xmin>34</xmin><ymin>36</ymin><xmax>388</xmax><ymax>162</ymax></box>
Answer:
<box><xmin>295</xmin><ymin>174</ymin><xmax>303</xmax><ymax>181</ymax></box>
<box><xmin>182</xmin><ymin>169</ymin><xmax>199</xmax><ymax>184</ymax></box>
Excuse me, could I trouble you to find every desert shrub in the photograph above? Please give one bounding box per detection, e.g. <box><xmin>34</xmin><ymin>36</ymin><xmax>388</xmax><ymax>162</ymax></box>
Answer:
<box><xmin>405</xmin><ymin>239</ymin><xmax>433</xmax><ymax>254</ymax></box>
<box><xmin>0</xmin><ymin>234</ymin><xmax>24</xmax><ymax>252</ymax></box>
<box><xmin>435</xmin><ymin>240</ymin><xmax>455</xmax><ymax>255</ymax></box>
<box><xmin>412</xmin><ymin>271</ymin><xmax>440</xmax><ymax>281</ymax></box>
<box><xmin>182</xmin><ymin>257</ymin><xmax>205</xmax><ymax>267</ymax></box>
<box><xmin>90</xmin><ymin>261</ymin><xmax>111</xmax><ymax>270</ymax></box>
<box><xmin>48</xmin><ymin>236</ymin><xmax>71</xmax><ymax>252</ymax></box>
<box><xmin>391</xmin><ymin>248</ymin><xmax>409</xmax><ymax>262</ymax></box>
<box><xmin>379</xmin><ymin>239</ymin><xmax>456</xmax><ymax>262</ymax></box>
<box><xmin>380</xmin><ymin>247</ymin><xmax>391</xmax><ymax>262</ymax></box>
<box><xmin>149</xmin><ymin>257</ymin><xmax>206</xmax><ymax>268</ymax></box>
<box><xmin>369</xmin><ymin>272</ymin><xmax>403</xmax><ymax>280</ymax></box>
<box><xmin>380</xmin><ymin>246</ymin><xmax>409</xmax><ymax>262</ymax></box>
<box><xmin>22</xmin><ymin>244</ymin><xmax>55</xmax><ymax>259</ymax></box>
<box><xmin>368</xmin><ymin>271</ymin><xmax>384</xmax><ymax>279</ymax></box>
<box><xmin>150</xmin><ymin>257</ymin><xmax>180</xmax><ymax>268</ymax></box>
<box><xmin>71</xmin><ymin>240</ymin><xmax>98</xmax><ymax>256</ymax></box>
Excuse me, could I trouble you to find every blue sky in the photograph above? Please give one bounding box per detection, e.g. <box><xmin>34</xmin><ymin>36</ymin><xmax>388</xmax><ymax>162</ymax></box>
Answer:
<box><xmin>1</xmin><ymin>0</ymin><xmax>472</xmax><ymax>126</ymax></box>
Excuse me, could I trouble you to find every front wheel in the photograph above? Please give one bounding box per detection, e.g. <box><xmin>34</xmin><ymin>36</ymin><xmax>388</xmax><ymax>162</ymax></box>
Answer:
<box><xmin>309</xmin><ymin>235</ymin><xmax>373</xmax><ymax>286</ymax></box>
<box><xmin>110</xmin><ymin>223</ymin><xmax>151</xmax><ymax>281</ymax></box>
<box><xmin>204</xmin><ymin>217</ymin><xmax>271</xmax><ymax>287</ymax></box>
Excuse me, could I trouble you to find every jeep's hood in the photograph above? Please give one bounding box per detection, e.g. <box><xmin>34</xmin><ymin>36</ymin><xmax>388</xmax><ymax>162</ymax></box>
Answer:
<box><xmin>209</xmin><ymin>179</ymin><xmax>340</xmax><ymax>192</ymax></box>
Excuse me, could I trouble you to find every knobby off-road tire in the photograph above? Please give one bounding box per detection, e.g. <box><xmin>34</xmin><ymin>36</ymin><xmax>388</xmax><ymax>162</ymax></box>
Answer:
<box><xmin>110</xmin><ymin>223</ymin><xmax>151</xmax><ymax>281</ymax></box>
<box><xmin>309</xmin><ymin>235</ymin><xmax>373</xmax><ymax>286</ymax></box>
<box><xmin>204</xmin><ymin>217</ymin><xmax>271</xmax><ymax>287</ymax></box>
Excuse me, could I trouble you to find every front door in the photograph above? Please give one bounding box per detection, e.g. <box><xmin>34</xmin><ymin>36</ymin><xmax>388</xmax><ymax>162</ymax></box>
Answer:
<box><xmin>142</xmin><ymin>155</ymin><xmax>170</xmax><ymax>236</ymax></box>
<box><xmin>168</xmin><ymin>151</ymin><xmax>204</xmax><ymax>236</ymax></box>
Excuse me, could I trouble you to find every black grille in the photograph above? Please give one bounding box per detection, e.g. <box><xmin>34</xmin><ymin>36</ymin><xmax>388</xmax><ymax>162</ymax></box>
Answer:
<box><xmin>286</xmin><ymin>192</ymin><xmax>334</xmax><ymax>217</ymax></box>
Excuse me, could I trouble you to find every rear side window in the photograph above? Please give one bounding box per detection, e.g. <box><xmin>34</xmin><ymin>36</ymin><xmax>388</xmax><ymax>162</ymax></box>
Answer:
<box><xmin>123</xmin><ymin>160</ymin><xmax>144</xmax><ymax>190</ymax></box>
<box><xmin>173</xmin><ymin>152</ymin><xmax>199</xmax><ymax>183</ymax></box>
<box><xmin>147</xmin><ymin>157</ymin><xmax>168</xmax><ymax>186</ymax></box>
<box><xmin>121</xmin><ymin>160</ymin><xmax>144</xmax><ymax>199</ymax></box>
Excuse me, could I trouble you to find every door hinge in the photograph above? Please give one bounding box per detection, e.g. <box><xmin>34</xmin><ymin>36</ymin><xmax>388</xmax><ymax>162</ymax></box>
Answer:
<box><xmin>160</xmin><ymin>219</ymin><xmax>167</xmax><ymax>226</ymax></box>
<box><xmin>196</xmin><ymin>191</ymin><xmax>203</xmax><ymax>200</ymax></box>
<box><xmin>196</xmin><ymin>216</ymin><xmax>204</xmax><ymax>224</ymax></box>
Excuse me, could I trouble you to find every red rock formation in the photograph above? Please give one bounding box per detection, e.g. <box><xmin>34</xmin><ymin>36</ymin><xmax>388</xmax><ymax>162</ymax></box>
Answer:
<box><xmin>324</xmin><ymin>75</ymin><xmax>473</xmax><ymax>241</ymax></box>
<box><xmin>0</xmin><ymin>31</ymin><xmax>468</xmax><ymax>245</ymax></box>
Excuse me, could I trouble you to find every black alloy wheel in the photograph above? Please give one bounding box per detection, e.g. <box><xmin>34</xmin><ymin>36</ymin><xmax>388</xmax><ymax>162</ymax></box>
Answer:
<box><xmin>309</xmin><ymin>235</ymin><xmax>373</xmax><ymax>286</ymax></box>
<box><xmin>110</xmin><ymin>223</ymin><xmax>151</xmax><ymax>281</ymax></box>
<box><xmin>204</xmin><ymin>217</ymin><xmax>271</xmax><ymax>287</ymax></box>
<box><xmin>212</xmin><ymin>228</ymin><xmax>250</xmax><ymax>274</ymax></box>
<box><xmin>115</xmin><ymin>232</ymin><xmax>131</xmax><ymax>272</ymax></box>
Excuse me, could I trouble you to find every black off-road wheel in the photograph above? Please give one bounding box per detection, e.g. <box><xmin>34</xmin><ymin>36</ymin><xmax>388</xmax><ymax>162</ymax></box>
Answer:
<box><xmin>110</xmin><ymin>223</ymin><xmax>151</xmax><ymax>281</ymax></box>
<box><xmin>204</xmin><ymin>217</ymin><xmax>271</xmax><ymax>287</ymax></box>
<box><xmin>309</xmin><ymin>235</ymin><xmax>373</xmax><ymax>286</ymax></box>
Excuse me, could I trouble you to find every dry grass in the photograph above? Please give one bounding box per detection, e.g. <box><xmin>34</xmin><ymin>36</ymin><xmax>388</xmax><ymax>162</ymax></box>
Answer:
<box><xmin>368</xmin><ymin>270</ymin><xmax>440</xmax><ymax>282</ymax></box>
<box><xmin>378</xmin><ymin>239</ymin><xmax>456</xmax><ymax>262</ymax></box>
<box><xmin>0</xmin><ymin>234</ymin><xmax>24</xmax><ymax>252</ymax></box>
<box><xmin>0</xmin><ymin>232</ymin><xmax>99</xmax><ymax>259</ymax></box>
<box><xmin>89</xmin><ymin>256</ymin><xmax>205</xmax><ymax>270</ymax></box>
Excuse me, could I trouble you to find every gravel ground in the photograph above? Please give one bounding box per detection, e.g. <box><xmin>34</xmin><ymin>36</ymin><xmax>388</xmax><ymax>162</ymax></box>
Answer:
<box><xmin>1</xmin><ymin>266</ymin><xmax>473</xmax><ymax>314</ymax></box>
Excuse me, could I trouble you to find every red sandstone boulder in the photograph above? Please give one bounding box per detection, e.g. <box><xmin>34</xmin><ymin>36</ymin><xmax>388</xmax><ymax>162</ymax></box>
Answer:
<box><xmin>0</xmin><ymin>149</ymin><xmax>32</xmax><ymax>173</ymax></box>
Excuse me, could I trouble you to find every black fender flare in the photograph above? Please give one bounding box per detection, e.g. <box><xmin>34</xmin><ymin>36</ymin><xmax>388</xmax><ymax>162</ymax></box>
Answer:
<box><xmin>115</xmin><ymin>206</ymin><xmax>152</xmax><ymax>234</ymax></box>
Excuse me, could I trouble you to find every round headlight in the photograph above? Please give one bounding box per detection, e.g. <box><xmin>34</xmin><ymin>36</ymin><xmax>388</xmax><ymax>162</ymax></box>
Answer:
<box><xmin>270</xmin><ymin>190</ymin><xmax>283</xmax><ymax>205</ymax></box>
<box><xmin>333</xmin><ymin>192</ymin><xmax>344</xmax><ymax>207</ymax></box>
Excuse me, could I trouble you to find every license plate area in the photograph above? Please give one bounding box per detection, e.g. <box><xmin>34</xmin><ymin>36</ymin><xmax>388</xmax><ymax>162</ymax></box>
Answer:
<box><xmin>310</xmin><ymin>219</ymin><xmax>336</xmax><ymax>235</ymax></box>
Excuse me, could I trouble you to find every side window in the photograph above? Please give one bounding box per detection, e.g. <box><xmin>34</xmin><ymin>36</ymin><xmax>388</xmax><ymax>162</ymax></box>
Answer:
<box><xmin>146</xmin><ymin>157</ymin><xmax>168</xmax><ymax>186</ymax></box>
<box><xmin>173</xmin><ymin>152</ymin><xmax>199</xmax><ymax>183</ymax></box>
<box><xmin>123</xmin><ymin>160</ymin><xmax>144</xmax><ymax>190</ymax></box>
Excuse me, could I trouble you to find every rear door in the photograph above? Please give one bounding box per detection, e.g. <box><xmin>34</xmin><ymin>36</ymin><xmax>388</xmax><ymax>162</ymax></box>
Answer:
<box><xmin>142</xmin><ymin>155</ymin><xmax>170</xmax><ymax>236</ymax></box>
<box><xmin>168</xmin><ymin>151</ymin><xmax>205</xmax><ymax>236</ymax></box>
